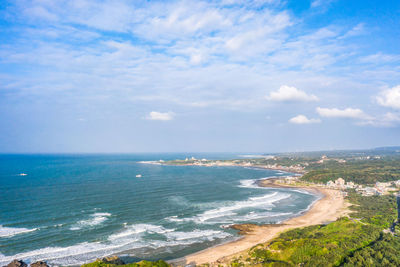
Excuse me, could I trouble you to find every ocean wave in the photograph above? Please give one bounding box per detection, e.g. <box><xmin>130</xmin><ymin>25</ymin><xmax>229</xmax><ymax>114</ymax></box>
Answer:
<box><xmin>0</xmin><ymin>241</ymin><xmax>127</xmax><ymax>266</ymax></box>
<box><xmin>70</xmin><ymin>212</ymin><xmax>111</xmax><ymax>231</ymax></box>
<box><xmin>239</xmin><ymin>179</ymin><xmax>318</xmax><ymax>197</ymax></box>
<box><xmin>164</xmin><ymin>229</ymin><xmax>230</xmax><ymax>241</ymax></box>
<box><xmin>0</xmin><ymin>225</ymin><xmax>38</xmax><ymax>238</ymax></box>
<box><xmin>238</xmin><ymin>179</ymin><xmax>259</xmax><ymax>189</ymax></box>
<box><xmin>165</xmin><ymin>216</ymin><xmax>186</xmax><ymax>222</ymax></box>
<box><xmin>180</xmin><ymin>191</ymin><xmax>291</xmax><ymax>224</ymax></box>
<box><xmin>0</xmin><ymin>224</ymin><xmax>231</xmax><ymax>266</ymax></box>
<box><xmin>108</xmin><ymin>224</ymin><xmax>174</xmax><ymax>241</ymax></box>
<box><xmin>109</xmin><ymin>223</ymin><xmax>231</xmax><ymax>243</ymax></box>
<box><xmin>239</xmin><ymin>211</ymin><xmax>293</xmax><ymax>221</ymax></box>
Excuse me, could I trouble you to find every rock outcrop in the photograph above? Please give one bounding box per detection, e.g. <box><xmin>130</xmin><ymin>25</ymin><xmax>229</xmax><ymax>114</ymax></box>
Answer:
<box><xmin>100</xmin><ymin>256</ymin><xmax>124</xmax><ymax>265</ymax></box>
<box><xmin>4</xmin><ymin>260</ymin><xmax>27</xmax><ymax>267</ymax></box>
<box><xmin>30</xmin><ymin>261</ymin><xmax>49</xmax><ymax>267</ymax></box>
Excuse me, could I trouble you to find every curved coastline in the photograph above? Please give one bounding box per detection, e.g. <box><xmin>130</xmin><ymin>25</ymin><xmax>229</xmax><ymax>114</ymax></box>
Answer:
<box><xmin>170</xmin><ymin>178</ymin><xmax>350</xmax><ymax>266</ymax></box>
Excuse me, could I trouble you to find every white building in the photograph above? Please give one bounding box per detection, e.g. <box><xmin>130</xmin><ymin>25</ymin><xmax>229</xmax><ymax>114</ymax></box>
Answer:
<box><xmin>335</xmin><ymin>178</ymin><xmax>345</xmax><ymax>186</ymax></box>
<box><xmin>326</xmin><ymin>181</ymin><xmax>335</xmax><ymax>187</ymax></box>
<box><xmin>346</xmin><ymin>181</ymin><xmax>355</xmax><ymax>189</ymax></box>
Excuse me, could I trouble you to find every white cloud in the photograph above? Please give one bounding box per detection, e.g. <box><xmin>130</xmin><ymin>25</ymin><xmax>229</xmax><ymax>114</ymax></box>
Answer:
<box><xmin>316</xmin><ymin>107</ymin><xmax>400</xmax><ymax>127</ymax></box>
<box><xmin>379</xmin><ymin>112</ymin><xmax>400</xmax><ymax>126</ymax></box>
<box><xmin>266</xmin><ymin>85</ymin><xmax>318</xmax><ymax>102</ymax></box>
<box><xmin>146</xmin><ymin>111</ymin><xmax>174</xmax><ymax>121</ymax></box>
<box><xmin>316</xmin><ymin>107</ymin><xmax>371</xmax><ymax>120</ymax></box>
<box><xmin>221</xmin><ymin>0</ymin><xmax>280</xmax><ymax>6</ymax></box>
<box><xmin>360</xmin><ymin>53</ymin><xmax>400</xmax><ymax>64</ymax></box>
<box><xmin>376</xmin><ymin>85</ymin><xmax>400</xmax><ymax>109</ymax></box>
<box><xmin>135</xmin><ymin>2</ymin><xmax>232</xmax><ymax>41</ymax></box>
<box><xmin>289</xmin><ymin>115</ymin><xmax>321</xmax><ymax>124</ymax></box>
<box><xmin>339</xmin><ymin>23</ymin><xmax>365</xmax><ymax>39</ymax></box>
<box><xmin>310</xmin><ymin>0</ymin><xmax>323</xmax><ymax>7</ymax></box>
<box><xmin>2</xmin><ymin>0</ymin><xmax>399</xmax><ymax>115</ymax></box>
<box><xmin>358</xmin><ymin>112</ymin><xmax>400</xmax><ymax>127</ymax></box>
<box><xmin>24</xmin><ymin>6</ymin><xmax>59</xmax><ymax>21</ymax></box>
<box><xmin>310</xmin><ymin>0</ymin><xmax>335</xmax><ymax>8</ymax></box>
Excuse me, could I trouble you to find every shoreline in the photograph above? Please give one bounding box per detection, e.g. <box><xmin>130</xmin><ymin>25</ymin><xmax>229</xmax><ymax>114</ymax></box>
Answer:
<box><xmin>138</xmin><ymin>161</ymin><xmax>305</xmax><ymax>175</ymax></box>
<box><xmin>170</xmin><ymin>178</ymin><xmax>350</xmax><ymax>266</ymax></box>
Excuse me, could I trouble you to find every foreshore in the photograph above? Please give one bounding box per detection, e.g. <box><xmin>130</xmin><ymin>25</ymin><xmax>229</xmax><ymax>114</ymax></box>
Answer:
<box><xmin>170</xmin><ymin>179</ymin><xmax>350</xmax><ymax>266</ymax></box>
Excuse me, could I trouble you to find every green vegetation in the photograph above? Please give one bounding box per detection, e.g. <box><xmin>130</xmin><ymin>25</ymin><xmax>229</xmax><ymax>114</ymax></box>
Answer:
<box><xmin>346</xmin><ymin>193</ymin><xmax>397</xmax><ymax>227</ymax></box>
<box><xmin>155</xmin><ymin>151</ymin><xmax>400</xmax><ymax>265</ymax></box>
<box><xmin>166</xmin><ymin>150</ymin><xmax>400</xmax><ymax>186</ymax></box>
<box><xmin>343</xmin><ymin>233</ymin><xmax>400</xmax><ymax>266</ymax></box>
<box><xmin>229</xmin><ymin>193</ymin><xmax>399</xmax><ymax>267</ymax></box>
<box><xmin>82</xmin><ymin>260</ymin><xmax>169</xmax><ymax>267</ymax></box>
<box><xmin>302</xmin><ymin>159</ymin><xmax>400</xmax><ymax>185</ymax></box>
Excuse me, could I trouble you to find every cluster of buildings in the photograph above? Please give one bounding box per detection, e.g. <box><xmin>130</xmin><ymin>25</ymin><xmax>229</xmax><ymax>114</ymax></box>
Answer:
<box><xmin>316</xmin><ymin>155</ymin><xmax>346</xmax><ymax>164</ymax></box>
<box><xmin>326</xmin><ymin>178</ymin><xmax>400</xmax><ymax>196</ymax></box>
<box><xmin>354</xmin><ymin>156</ymin><xmax>381</xmax><ymax>160</ymax></box>
<box><xmin>183</xmin><ymin>157</ymin><xmax>206</xmax><ymax>161</ymax></box>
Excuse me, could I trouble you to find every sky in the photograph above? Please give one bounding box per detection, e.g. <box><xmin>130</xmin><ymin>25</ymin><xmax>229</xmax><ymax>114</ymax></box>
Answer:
<box><xmin>0</xmin><ymin>0</ymin><xmax>399</xmax><ymax>153</ymax></box>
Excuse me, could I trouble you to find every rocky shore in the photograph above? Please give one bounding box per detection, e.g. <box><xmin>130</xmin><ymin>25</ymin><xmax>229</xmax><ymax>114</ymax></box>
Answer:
<box><xmin>2</xmin><ymin>256</ymin><xmax>169</xmax><ymax>267</ymax></box>
<box><xmin>3</xmin><ymin>260</ymin><xmax>49</xmax><ymax>267</ymax></box>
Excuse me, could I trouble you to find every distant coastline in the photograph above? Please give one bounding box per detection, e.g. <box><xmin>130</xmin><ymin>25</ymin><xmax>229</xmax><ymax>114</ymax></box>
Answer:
<box><xmin>138</xmin><ymin>160</ymin><xmax>306</xmax><ymax>175</ymax></box>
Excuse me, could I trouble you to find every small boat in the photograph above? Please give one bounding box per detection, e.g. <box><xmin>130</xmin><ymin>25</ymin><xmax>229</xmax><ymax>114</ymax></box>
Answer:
<box><xmin>19</xmin><ymin>173</ymin><xmax>28</xmax><ymax>176</ymax></box>
<box><xmin>136</xmin><ymin>174</ymin><xmax>142</xmax><ymax>178</ymax></box>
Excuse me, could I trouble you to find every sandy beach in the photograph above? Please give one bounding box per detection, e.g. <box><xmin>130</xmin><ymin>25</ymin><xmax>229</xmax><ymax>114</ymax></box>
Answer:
<box><xmin>171</xmin><ymin>179</ymin><xmax>350</xmax><ymax>266</ymax></box>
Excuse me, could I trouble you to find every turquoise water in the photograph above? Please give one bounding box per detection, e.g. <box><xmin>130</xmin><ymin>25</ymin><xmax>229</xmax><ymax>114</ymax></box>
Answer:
<box><xmin>0</xmin><ymin>154</ymin><xmax>317</xmax><ymax>265</ymax></box>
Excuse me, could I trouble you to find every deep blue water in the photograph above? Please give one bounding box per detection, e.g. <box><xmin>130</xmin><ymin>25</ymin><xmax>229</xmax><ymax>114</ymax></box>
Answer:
<box><xmin>0</xmin><ymin>154</ymin><xmax>317</xmax><ymax>265</ymax></box>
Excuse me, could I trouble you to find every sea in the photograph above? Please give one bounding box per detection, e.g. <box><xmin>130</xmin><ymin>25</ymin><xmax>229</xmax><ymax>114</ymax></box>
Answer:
<box><xmin>0</xmin><ymin>154</ymin><xmax>318</xmax><ymax>266</ymax></box>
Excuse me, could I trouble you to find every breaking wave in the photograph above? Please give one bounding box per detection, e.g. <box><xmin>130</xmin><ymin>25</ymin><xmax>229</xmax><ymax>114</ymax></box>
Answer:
<box><xmin>0</xmin><ymin>224</ymin><xmax>231</xmax><ymax>266</ymax></box>
<box><xmin>70</xmin><ymin>213</ymin><xmax>111</xmax><ymax>231</ymax></box>
<box><xmin>0</xmin><ymin>225</ymin><xmax>38</xmax><ymax>238</ymax></box>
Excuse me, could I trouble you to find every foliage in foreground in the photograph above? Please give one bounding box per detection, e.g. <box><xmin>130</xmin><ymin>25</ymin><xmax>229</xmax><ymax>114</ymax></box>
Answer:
<box><xmin>81</xmin><ymin>260</ymin><xmax>169</xmax><ymax>267</ymax></box>
<box><xmin>230</xmin><ymin>193</ymin><xmax>398</xmax><ymax>267</ymax></box>
<box><xmin>343</xmin><ymin>233</ymin><xmax>400</xmax><ymax>267</ymax></box>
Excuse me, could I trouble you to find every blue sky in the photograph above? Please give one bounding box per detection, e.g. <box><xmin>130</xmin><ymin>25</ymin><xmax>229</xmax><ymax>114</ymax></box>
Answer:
<box><xmin>0</xmin><ymin>0</ymin><xmax>399</xmax><ymax>153</ymax></box>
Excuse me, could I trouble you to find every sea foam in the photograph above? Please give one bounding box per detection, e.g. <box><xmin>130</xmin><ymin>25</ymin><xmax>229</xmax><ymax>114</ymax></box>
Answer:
<box><xmin>108</xmin><ymin>224</ymin><xmax>173</xmax><ymax>241</ymax></box>
<box><xmin>0</xmin><ymin>224</ymin><xmax>231</xmax><ymax>266</ymax></box>
<box><xmin>181</xmin><ymin>191</ymin><xmax>291</xmax><ymax>224</ymax></box>
<box><xmin>70</xmin><ymin>213</ymin><xmax>111</xmax><ymax>231</ymax></box>
<box><xmin>164</xmin><ymin>229</ymin><xmax>230</xmax><ymax>241</ymax></box>
<box><xmin>238</xmin><ymin>179</ymin><xmax>259</xmax><ymax>188</ymax></box>
<box><xmin>0</xmin><ymin>225</ymin><xmax>38</xmax><ymax>238</ymax></box>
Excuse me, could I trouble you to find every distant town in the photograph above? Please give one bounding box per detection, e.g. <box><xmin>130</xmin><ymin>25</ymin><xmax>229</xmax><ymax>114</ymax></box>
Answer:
<box><xmin>276</xmin><ymin>175</ymin><xmax>400</xmax><ymax>197</ymax></box>
<box><xmin>144</xmin><ymin>152</ymin><xmax>400</xmax><ymax>197</ymax></box>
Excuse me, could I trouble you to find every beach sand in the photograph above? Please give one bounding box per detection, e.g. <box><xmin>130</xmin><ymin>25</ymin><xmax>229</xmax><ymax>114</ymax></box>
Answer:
<box><xmin>171</xmin><ymin>180</ymin><xmax>351</xmax><ymax>266</ymax></box>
